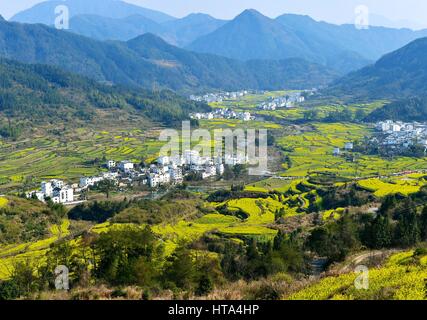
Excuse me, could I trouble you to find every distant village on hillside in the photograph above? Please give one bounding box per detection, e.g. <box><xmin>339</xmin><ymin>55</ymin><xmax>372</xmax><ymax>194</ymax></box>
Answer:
<box><xmin>190</xmin><ymin>108</ymin><xmax>254</xmax><ymax>121</ymax></box>
<box><xmin>372</xmin><ymin>120</ymin><xmax>427</xmax><ymax>152</ymax></box>
<box><xmin>189</xmin><ymin>90</ymin><xmax>253</xmax><ymax>103</ymax></box>
<box><xmin>257</xmin><ymin>92</ymin><xmax>306</xmax><ymax>110</ymax></box>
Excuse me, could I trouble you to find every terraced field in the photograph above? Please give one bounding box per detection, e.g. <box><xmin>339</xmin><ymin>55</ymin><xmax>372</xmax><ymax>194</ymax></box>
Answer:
<box><xmin>277</xmin><ymin>122</ymin><xmax>427</xmax><ymax>178</ymax></box>
<box><xmin>287</xmin><ymin>250</ymin><xmax>427</xmax><ymax>300</ymax></box>
<box><xmin>0</xmin><ymin>128</ymin><xmax>164</xmax><ymax>191</ymax></box>
<box><xmin>358</xmin><ymin>175</ymin><xmax>427</xmax><ymax>197</ymax></box>
<box><xmin>0</xmin><ymin>220</ymin><xmax>70</xmax><ymax>279</ymax></box>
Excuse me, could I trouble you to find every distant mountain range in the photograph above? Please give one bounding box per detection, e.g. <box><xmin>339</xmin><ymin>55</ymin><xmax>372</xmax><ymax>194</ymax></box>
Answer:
<box><xmin>0</xmin><ymin>19</ymin><xmax>337</xmax><ymax>93</ymax></box>
<box><xmin>327</xmin><ymin>37</ymin><xmax>427</xmax><ymax>100</ymax></box>
<box><xmin>11</xmin><ymin>2</ymin><xmax>427</xmax><ymax>75</ymax></box>
<box><xmin>10</xmin><ymin>0</ymin><xmax>176</xmax><ymax>24</ymax></box>
<box><xmin>67</xmin><ymin>13</ymin><xmax>227</xmax><ymax>47</ymax></box>
<box><xmin>188</xmin><ymin>10</ymin><xmax>427</xmax><ymax>73</ymax></box>
<box><xmin>187</xmin><ymin>10</ymin><xmax>370</xmax><ymax>73</ymax></box>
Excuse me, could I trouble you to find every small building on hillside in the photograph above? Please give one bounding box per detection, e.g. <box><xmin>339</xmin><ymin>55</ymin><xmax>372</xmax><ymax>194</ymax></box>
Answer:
<box><xmin>333</xmin><ymin>147</ymin><xmax>341</xmax><ymax>156</ymax></box>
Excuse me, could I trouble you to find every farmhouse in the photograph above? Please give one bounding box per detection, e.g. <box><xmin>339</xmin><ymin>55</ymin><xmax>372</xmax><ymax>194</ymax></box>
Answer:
<box><xmin>27</xmin><ymin>179</ymin><xmax>74</xmax><ymax>204</ymax></box>
<box><xmin>119</xmin><ymin>160</ymin><xmax>134</xmax><ymax>172</ymax></box>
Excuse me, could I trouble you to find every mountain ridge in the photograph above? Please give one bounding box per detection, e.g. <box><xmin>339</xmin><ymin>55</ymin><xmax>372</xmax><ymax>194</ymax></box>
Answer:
<box><xmin>0</xmin><ymin>58</ymin><xmax>210</xmax><ymax>128</ymax></box>
<box><xmin>11</xmin><ymin>0</ymin><xmax>176</xmax><ymax>24</ymax></box>
<box><xmin>0</xmin><ymin>19</ymin><xmax>338</xmax><ymax>93</ymax></box>
<box><xmin>187</xmin><ymin>9</ymin><xmax>370</xmax><ymax>73</ymax></box>
<box><xmin>326</xmin><ymin>36</ymin><xmax>427</xmax><ymax>100</ymax></box>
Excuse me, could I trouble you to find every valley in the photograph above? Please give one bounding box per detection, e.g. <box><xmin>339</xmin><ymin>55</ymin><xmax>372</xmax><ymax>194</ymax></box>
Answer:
<box><xmin>2</xmin><ymin>89</ymin><xmax>427</xmax><ymax>300</ymax></box>
<box><xmin>2</xmin><ymin>0</ymin><xmax>427</xmax><ymax>303</ymax></box>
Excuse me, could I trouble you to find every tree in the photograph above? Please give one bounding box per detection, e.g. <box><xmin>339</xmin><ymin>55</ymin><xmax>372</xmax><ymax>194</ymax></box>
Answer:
<box><xmin>195</xmin><ymin>274</ymin><xmax>213</xmax><ymax>296</ymax></box>
<box><xmin>93</xmin><ymin>226</ymin><xmax>162</xmax><ymax>285</ymax></box>
<box><xmin>163</xmin><ymin>246</ymin><xmax>195</xmax><ymax>290</ymax></box>
<box><xmin>303</xmin><ymin>109</ymin><xmax>319</xmax><ymax>121</ymax></box>
<box><xmin>96</xmin><ymin>179</ymin><xmax>116</xmax><ymax>199</ymax></box>
<box><xmin>366</xmin><ymin>215</ymin><xmax>393</xmax><ymax>249</ymax></box>
<box><xmin>420</xmin><ymin>206</ymin><xmax>427</xmax><ymax>241</ymax></box>
<box><xmin>395</xmin><ymin>209</ymin><xmax>420</xmax><ymax>247</ymax></box>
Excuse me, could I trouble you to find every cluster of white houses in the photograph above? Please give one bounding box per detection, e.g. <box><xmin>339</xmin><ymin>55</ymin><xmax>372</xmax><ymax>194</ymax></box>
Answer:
<box><xmin>26</xmin><ymin>179</ymin><xmax>75</xmax><ymax>204</ymax></box>
<box><xmin>81</xmin><ymin>152</ymin><xmax>241</xmax><ymax>189</ymax></box>
<box><xmin>373</xmin><ymin>120</ymin><xmax>427</xmax><ymax>150</ymax></box>
<box><xmin>258</xmin><ymin>92</ymin><xmax>306</xmax><ymax>111</ymax></box>
<box><xmin>190</xmin><ymin>108</ymin><xmax>254</xmax><ymax>121</ymax></box>
<box><xmin>26</xmin><ymin>153</ymin><xmax>244</xmax><ymax>204</ymax></box>
<box><xmin>189</xmin><ymin>90</ymin><xmax>251</xmax><ymax>103</ymax></box>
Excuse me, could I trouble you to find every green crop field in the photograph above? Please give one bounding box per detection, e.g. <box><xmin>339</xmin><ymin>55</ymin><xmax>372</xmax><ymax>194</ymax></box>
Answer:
<box><xmin>0</xmin><ymin>219</ymin><xmax>70</xmax><ymax>279</ymax></box>
<box><xmin>287</xmin><ymin>250</ymin><xmax>427</xmax><ymax>300</ymax></box>
<box><xmin>0</xmin><ymin>128</ymin><xmax>164</xmax><ymax>192</ymax></box>
<box><xmin>358</xmin><ymin>176</ymin><xmax>427</xmax><ymax>197</ymax></box>
<box><xmin>277</xmin><ymin>122</ymin><xmax>427</xmax><ymax>178</ymax></box>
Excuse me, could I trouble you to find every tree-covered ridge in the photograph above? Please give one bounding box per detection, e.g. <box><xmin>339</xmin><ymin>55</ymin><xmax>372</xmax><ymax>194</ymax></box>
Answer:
<box><xmin>366</xmin><ymin>97</ymin><xmax>427</xmax><ymax>122</ymax></box>
<box><xmin>0</xmin><ymin>19</ymin><xmax>338</xmax><ymax>93</ymax></box>
<box><xmin>0</xmin><ymin>59</ymin><xmax>210</xmax><ymax>127</ymax></box>
<box><xmin>326</xmin><ymin>37</ymin><xmax>427</xmax><ymax>101</ymax></box>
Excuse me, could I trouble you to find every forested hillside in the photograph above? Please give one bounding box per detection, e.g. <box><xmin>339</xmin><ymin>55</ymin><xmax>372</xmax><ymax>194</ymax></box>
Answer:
<box><xmin>366</xmin><ymin>97</ymin><xmax>427</xmax><ymax>122</ymax></box>
<box><xmin>0</xmin><ymin>59</ymin><xmax>210</xmax><ymax>133</ymax></box>
<box><xmin>326</xmin><ymin>37</ymin><xmax>427</xmax><ymax>101</ymax></box>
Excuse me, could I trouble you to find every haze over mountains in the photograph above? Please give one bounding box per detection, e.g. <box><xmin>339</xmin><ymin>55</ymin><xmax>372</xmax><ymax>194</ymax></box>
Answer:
<box><xmin>10</xmin><ymin>0</ymin><xmax>175</xmax><ymax>24</ymax></box>
<box><xmin>68</xmin><ymin>13</ymin><xmax>227</xmax><ymax>47</ymax></box>
<box><xmin>11</xmin><ymin>1</ymin><xmax>427</xmax><ymax>75</ymax></box>
<box><xmin>0</xmin><ymin>18</ymin><xmax>336</xmax><ymax>93</ymax></box>
<box><xmin>4</xmin><ymin>0</ymin><xmax>427</xmax><ymax>102</ymax></box>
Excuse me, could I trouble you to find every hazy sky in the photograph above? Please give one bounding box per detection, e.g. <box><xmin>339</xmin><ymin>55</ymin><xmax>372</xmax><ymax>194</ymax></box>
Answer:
<box><xmin>1</xmin><ymin>0</ymin><xmax>426</xmax><ymax>28</ymax></box>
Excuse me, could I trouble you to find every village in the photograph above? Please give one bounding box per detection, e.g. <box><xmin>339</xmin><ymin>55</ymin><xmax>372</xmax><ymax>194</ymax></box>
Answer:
<box><xmin>373</xmin><ymin>120</ymin><xmax>427</xmax><ymax>151</ymax></box>
<box><xmin>189</xmin><ymin>90</ymin><xmax>253</xmax><ymax>103</ymax></box>
<box><xmin>257</xmin><ymin>91</ymin><xmax>306</xmax><ymax>110</ymax></box>
<box><xmin>189</xmin><ymin>108</ymin><xmax>254</xmax><ymax>121</ymax></box>
<box><xmin>26</xmin><ymin>150</ymin><xmax>248</xmax><ymax>205</ymax></box>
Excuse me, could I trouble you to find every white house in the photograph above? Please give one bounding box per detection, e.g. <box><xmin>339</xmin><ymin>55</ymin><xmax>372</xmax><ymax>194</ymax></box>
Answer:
<box><xmin>51</xmin><ymin>179</ymin><xmax>64</xmax><ymax>189</ymax></box>
<box><xmin>157</xmin><ymin>156</ymin><xmax>170</xmax><ymax>166</ymax></box>
<box><xmin>52</xmin><ymin>187</ymin><xmax>74</xmax><ymax>204</ymax></box>
<box><xmin>184</xmin><ymin>150</ymin><xmax>200</xmax><ymax>165</ymax></box>
<box><xmin>170</xmin><ymin>167</ymin><xmax>183</xmax><ymax>184</ymax></box>
<box><xmin>41</xmin><ymin>181</ymin><xmax>53</xmax><ymax>197</ymax></box>
<box><xmin>242</xmin><ymin>112</ymin><xmax>252</xmax><ymax>121</ymax></box>
<box><xmin>344</xmin><ymin>142</ymin><xmax>354</xmax><ymax>151</ymax></box>
<box><xmin>216</xmin><ymin>163</ymin><xmax>225</xmax><ymax>175</ymax></box>
<box><xmin>107</xmin><ymin>160</ymin><xmax>116</xmax><ymax>169</ymax></box>
<box><xmin>79</xmin><ymin>176</ymin><xmax>103</xmax><ymax>188</ymax></box>
<box><xmin>119</xmin><ymin>160</ymin><xmax>134</xmax><ymax>172</ymax></box>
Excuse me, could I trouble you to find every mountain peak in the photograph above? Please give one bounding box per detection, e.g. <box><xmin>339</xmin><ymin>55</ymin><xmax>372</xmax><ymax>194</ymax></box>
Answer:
<box><xmin>238</xmin><ymin>9</ymin><xmax>266</xmax><ymax>19</ymax></box>
<box><xmin>0</xmin><ymin>15</ymin><xmax>5</xmax><ymax>21</ymax></box>
<box><xmin>11</xmin><ymin>0</ymin><xmax>176</xmax><ymax>24</ymax></box>
<box><xmin>185</xmin><ymin>13</ymin><xmax>215</xmax><ymax>19</ymax></box>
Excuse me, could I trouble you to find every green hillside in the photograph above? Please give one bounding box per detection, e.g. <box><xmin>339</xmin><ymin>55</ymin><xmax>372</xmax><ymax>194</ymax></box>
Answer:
<box><xmin>0</xmin><ymin>58</ymin><xmax>210</xmax><ymax>130</ymax></box>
